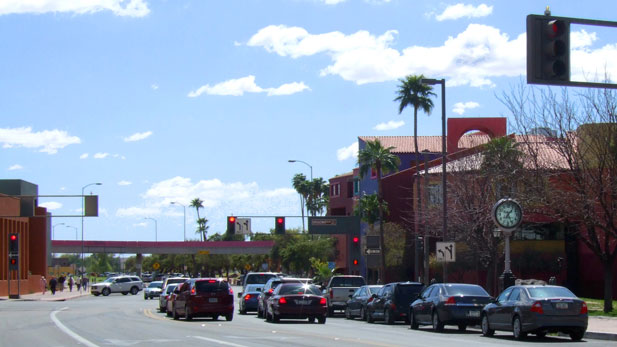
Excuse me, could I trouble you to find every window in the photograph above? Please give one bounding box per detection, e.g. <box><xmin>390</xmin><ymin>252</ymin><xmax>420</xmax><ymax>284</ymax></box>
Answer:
<box><xmin>428</xmin><ymin>184</ymin><xmax>443</xmax><ymax>205</ymax></box>
<box><xmin>497</xmin><ymin>287</ymin><xmax>513</xmax><ymax>303</ymax></box>
<box><xmin>353</xmin><ymin>178</ymin><xmax>360</xmax><ymax>196</ymax></box>
<box><xmin>331</xmin><ymin>183</ymin><xmax>340</xmax><ymax>197</ymax></box>
<box><xmin>509</xmin><ymin>288</ymin><xmax>521</xmax><ymax>301</ymax></box>
<box><xmin>347</xmin><ymin>181</ymin><xmax>353</xmax><ymax>198</ymax></box>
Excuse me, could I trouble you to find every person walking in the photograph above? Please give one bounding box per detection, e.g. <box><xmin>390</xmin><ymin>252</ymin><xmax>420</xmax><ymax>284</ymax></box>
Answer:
<box><xmin>41</xmin><ymin>276</ymin><xmax>47</xmax><ymax>295</ymax></box>
<box><xmin>49</xmin><ymin>277</ymin><xmax>57</xmax><ymax>295</ymax></box>
<box><xmin>58</xmin><ymin>275</ymin><xmax>65</xmax><ymax>291</ymax></box>
<box><xmin>68</xmin><ymin>276</ymin><xmax>74</xmax><ymax>292</ymax></box>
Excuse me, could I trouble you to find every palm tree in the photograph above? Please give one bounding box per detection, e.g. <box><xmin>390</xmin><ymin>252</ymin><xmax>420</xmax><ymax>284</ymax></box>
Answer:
<box><xmin>196</xmin><ymin>217</ymin><xmax>209</xmax><ymax>241</ymax></box>
<box><xmin>357</xmin><ymin>139</ymin><xmax>400</xmax><ymax>282</ymax></box>
<box><xmin>189</xmin><ymin>198</ymin><xmax>204</xmax><ymax>240</ymax></box>
<box><xmin>292</xmin><ymin>173</ymin><xmax>310</xmax><ymax>231</ymax></box>
<box><xmin>307</xmin><ymin>177</ymin><xmax>329</xmax><ymax>217</ymax></box>
<box><xmin>394</xmin><ymin>74</ymin><xmax>436</xmax><ymax>278</ymax></box>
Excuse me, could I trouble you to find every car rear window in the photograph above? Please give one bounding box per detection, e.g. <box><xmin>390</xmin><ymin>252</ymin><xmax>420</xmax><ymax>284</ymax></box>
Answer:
<box><xmin>527</xmin><ymin>286</ymin><xmax>576</xmax><ymax>298</ymax></box>
<box><xmin>195</xmin><ymin>280</ymin><xmax>228</xmax><ymax>293</ymax></box>
<box><xmin>395</xmin><ymin>284</ymin><xmax>424</xmax><ymax>299</ymax></box>
<box><xmin>444</xmin><ymin>284</ymin><xmax>489</xmax><ymax>296</ymax></box>
<box><xmin>330</xmin><ymin>277</ymin><xmax>366</xmax><ymax>287</ymax></box>
<box><xmin>278</xmin><ymin>284</ymin><xmax>322</xmax><ymax>295</ymax></box>
<box><xmin>245</xmin><ymin>274</ymin><xmax>278</xmax><ymax>285</ymax></box>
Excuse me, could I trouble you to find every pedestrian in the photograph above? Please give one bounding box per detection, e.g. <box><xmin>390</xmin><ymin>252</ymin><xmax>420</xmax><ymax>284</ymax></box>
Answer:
<box><xmin>76</xmin><ymin>276</ymin><xmax>81</xmax><ymax>291</ymax></box>
<box><xmin>49</xmin><ymin>277</ymin><xmax>57</xmax><ymax>295</ymax></box>
<box><xmin>58</xmin><ymin>275</ymin><xmax>65</xmax><ymax>291</ymax></box>
<box><xmin>82</xmin><ymin>276</ymin><xmax>89</xmax><ymax>291</ymax></box>
<box><xmin>68</xmin><ymin>276</ymin><xmax>74</xmax><ymax>292</ymax></box>
<box><xmin>41</xmin><ymin>276</ymin><xmax>47</xmax><ymax>295</ymax></box>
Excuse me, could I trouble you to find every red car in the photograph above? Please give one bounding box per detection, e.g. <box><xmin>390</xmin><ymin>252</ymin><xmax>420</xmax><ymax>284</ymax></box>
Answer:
<box><xmin>265</xmin><ymin>283</ymin><xmax>327</xmax><ymax>324</ymax></box>
<box><xmin>172</xmin><ymin>278</ymin><xmax>234</xmax><ymax>321</ymax></box>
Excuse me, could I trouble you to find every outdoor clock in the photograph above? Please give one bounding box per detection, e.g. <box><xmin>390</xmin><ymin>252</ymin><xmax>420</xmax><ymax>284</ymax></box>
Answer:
<box><xmin>492</xmin><ymin>198</ymin><xmax>523</xmax><ymax>231</ymax></box>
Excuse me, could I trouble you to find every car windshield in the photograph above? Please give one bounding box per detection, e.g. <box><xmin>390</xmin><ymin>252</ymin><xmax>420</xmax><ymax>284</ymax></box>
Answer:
<box><xmin>195</xmin><ymin>280</ymin><xmax>228</xmax><ymax>293</ymax></box>
<box><xmin>367</xmin><ymin>286</ymin><xmax>383</xmax><ymax>295</ymax></box>
<box><xmin>103</xmin><ymin>278</ymin><xmax>114</xmax><ymax>283</ymax></box>
<box><xmin>528</xmin><ymin>286</ymin><xmax>577</xmax><ymax>298</ymax></box>
<box><xmin>165</xmin><ymin>284</ymin><xmax>177</xmax><ymax>294</ymax></box>
<box><xmin>278</xmin><ymin>284</ymin><xmax>322</xmax><ymax>295</ymax></box>
<box><xmin>329</xmin><ymin>277</ymin><xmax>365</xmax><ymax>287</ymax></box>
<box><xmin>245</xmin><ymin>284</ymin><xmax>263</xmax><ymax>292</ymax></box>
<box><xmin>444</xmin><ymin>284</ymin><xmax>489</xmax><ymax>296</ymax></box>
<box><xmin>246</xmin><ymin>274</ymin><xmax>277</xmax><ymax>285</ymax></box>
<box><xmin>148</xmin><ymin>282</ymin><xmax>162</xmax><ymax>289</ymax></box>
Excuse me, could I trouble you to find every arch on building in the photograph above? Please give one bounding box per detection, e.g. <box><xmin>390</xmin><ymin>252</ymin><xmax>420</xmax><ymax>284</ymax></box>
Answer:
<box><xmin>447</xmin><ymin>117</ymin><xmax>507</xmax><ymax>152</ymax></box>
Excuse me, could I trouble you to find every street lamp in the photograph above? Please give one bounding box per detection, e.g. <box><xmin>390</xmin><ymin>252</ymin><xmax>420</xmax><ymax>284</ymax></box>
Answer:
<box><xmin>144</xmin><ymin>217</ymin><xmax>158</xmax><ymax>242</ymax></box>
<box><xmin>421</xmin><ymin>78</ymin><xmax>447</xmax><ymax>282</ymax></box>
<box><xmin>52</xmin><ymin>223</ymin><xmax>65</xmax><ymax>240</ymax></box>
<box><xmin>170</xmin><ymin>201</ymin><xmax>186</xmax><ymax>241</ymax></box>
<box><xmin>82</xmin><ymin>182</ymin><xmax>102</xmax><ymax>276</ymax></box>
<box><xmin>288</xmin><ymin>159</ymin><xmax>313</xmax><ymax>180</ymax></box>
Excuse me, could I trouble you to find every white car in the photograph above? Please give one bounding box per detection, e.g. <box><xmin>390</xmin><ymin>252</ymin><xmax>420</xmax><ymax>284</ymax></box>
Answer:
<box><xmin>91</xmin><ymin>276</ymin><xmax>144</xmax><ymax>296</ymax></box>
<box><xmin>144</xmin><ymin>281</ymin><xmax>163</xmax><ymax>300</ymax></box>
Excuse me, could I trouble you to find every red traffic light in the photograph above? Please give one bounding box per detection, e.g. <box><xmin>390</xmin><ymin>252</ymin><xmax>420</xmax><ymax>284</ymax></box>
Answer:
<box><xmin>353</xmin><ymin>259</ymin><xmax>359</xmax><ymax>265</ymax></box>
<box><xmin>276</xmin><ymin>217</ymin><xmax>284</xmax><ymax>224</ymax></box>
<box><xmin>352</xmin><ymin>236</ymin><xmax>359</xmax><ymax>243</ymax></box>
<box><xmin>228</xmin><ymin>216</ymin><xmax>236</xmax><ymax>223</ymax></box>
<box><xmin>10</xmin><ymin>234</ymin><xmax>17</xmax><ymax>241</ymax></box>
<box><xmin>10</xmin><ymin>258</ymin><xmax>17</xmax><ymax>265</ymax></box>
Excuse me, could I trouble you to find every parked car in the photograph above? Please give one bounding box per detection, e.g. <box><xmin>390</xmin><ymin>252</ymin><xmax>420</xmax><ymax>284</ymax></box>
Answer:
<box><xmin>481</xmin><ymin>285</ymin><xmax>588</xmax><ymax>341</ymax></box>
<box><xmin>159</xmin><ymin>283</ymin><xmax>179</xmax><ymax>313</ymax></box>
<box><xmin>239</xmin><ymin>284</ymin><xmax>264</xmax><ymax>314</ymax></box>
<box><xmin>345</xmin><ymin>285</ymin><xmax>383</xmax><ymax>320</ymax></box>
<box><xmin>410</xmin><ymin>283</ymin><xmax>492</xmax><ymax>331</ymax></box>
<box><xmin>91</xmin><ymin>275</ymin><xmax>143</xmax><ymax>296</ymax></box>
<box><xmin>366</xmin><ymin>282</ymin><xmax>424</xmax><ymax>324</ymax></box>
<box><xmin>239</xmin><ymin>272</ymin><xmax>283</xmax><ymax>298</ymax></box>
<box><xmin>265</xmin><ymin>282</ymin><xmax>327</xmax><ymax>324</ymax></box>
<box><xmin>172</xmin><ymin>278</ymin><xmax>234</xmax><ymax>321</ymax></box>
<box><xmin>141</xmin><ymin>273</ymin><xmax>153</xmax><ymax>282</ymax></box>
<box><xmin>166</xmin><ymin>288</ymin><xmax>178</xmax><ymax>317</ymax></box>
<box><xmin>257</xmin><ymin>277</ymin><xmax>312</xmax><ymax>318</ymax></box>
<box><xmin>162</xmin><ymin>276</ymin><xmax>188</xmax><ymax>292</ymax></box>
<box><xmin>324</xmin><ymin>275</ymin><xmax>366</xmax><ymax>316</ymax></box>
<box><xmin>144</xmin><ymin>281</ymin><xmax>163</xmax><ymax>300</ymax></box>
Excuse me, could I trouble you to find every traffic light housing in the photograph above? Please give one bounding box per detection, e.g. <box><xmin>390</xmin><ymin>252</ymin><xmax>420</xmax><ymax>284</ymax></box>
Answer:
<box><xmin>349</xmin><ymin>234</ymin><xmax>361</xmax><ymax>269</ymax></box>
<box><xmin>227</xmin><ymin>216</ymin><xmax>237</xmax><ymax>235</ymax></box>
<box><xmin>8</xmin><ymin>233</ymin><xmax>18</xmax><ymax>270</ymax></box>
<box><xmin>527</xmin><ymin>15</ymin><xmax>570</xmax><ymax>85</ymax></box>
<box><xmin>275</xmin><ymin>217</ymin><xmax>285</xmax><ymax>235</ymax></box>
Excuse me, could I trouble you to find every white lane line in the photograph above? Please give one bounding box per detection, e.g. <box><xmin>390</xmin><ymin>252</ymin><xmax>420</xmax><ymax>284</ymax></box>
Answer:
<box><xmin>191</xmin><ymin>336</ymin><xmax>249</xmax><ymax>347</ymax></box>
<box><xmin>50</xmin><ymin>307</ymin><xmax>99</xmax><ymax>347</ymax></box>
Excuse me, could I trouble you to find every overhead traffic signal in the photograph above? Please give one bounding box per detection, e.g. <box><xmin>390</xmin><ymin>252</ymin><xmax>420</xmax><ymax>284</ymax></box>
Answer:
<box><xmin>349</xmin><ymin>234</ymin><xmax>361</xmax><ymax>269</ymax></box>
<box><xmin>527</xmin><ymin>14</ymin><xmax>570</xmax><ymax>85</ymax></box>
<box><xmin>8</xmin><ymin>233</ymin><xmax>18</xmax><ymax>270</ymax></box>
<box><xmin>227</xmin><ymin>216</ymin><xmax>237</xmax><ymax>235</ymax></box>
<box><xmin>275</xmin><ymin>217</ymin><xmax>285</xmax><ymax>235</ymax></box>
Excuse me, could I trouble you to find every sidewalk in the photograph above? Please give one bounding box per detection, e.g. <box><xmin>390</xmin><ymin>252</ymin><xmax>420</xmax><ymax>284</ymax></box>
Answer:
<box><xmin>0</xmin><ymin>288</ymin><xmax>91</xmax><ymax>302</ymax></box>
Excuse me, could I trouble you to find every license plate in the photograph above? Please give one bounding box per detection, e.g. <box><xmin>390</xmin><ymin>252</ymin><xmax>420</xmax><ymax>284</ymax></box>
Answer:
<box><xmin>556</xmin><ymin>302</ymin><xmax>568</xmax><ymax>309</ymax></box>
<box><xmin>468</xmin><ymin>310</ymin><xmax>480</xmax><ymax>317</ymax></box>
<box><xmin>295</xmin><ymin>300</ymin><xmax>311</xmax><ymax>305</ymax></box>
<box><xmin>208</xmin><ymin>298</ymin><xmax>218</xmax><ymax>303</ymax></box>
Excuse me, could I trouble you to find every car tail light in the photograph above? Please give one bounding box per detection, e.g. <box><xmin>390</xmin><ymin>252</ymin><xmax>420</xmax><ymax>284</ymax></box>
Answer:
<box><xmin>367</xmin><ymin>297</ymin><xmax>374</xmax><ymax>303</ymax></box>
<box><xmin>279</xmin><ymin>297</ymin><xmax>287</xmax><ymax>304</ymax></box>
<box><xmin>531</xmin><ymin>301</ymin><xmax>544</xmax><ymax>314</ymax></box>
<box><xmin>445</xmin><ymin>296</ymin><xmax>457</xmax><ymax>305</ymax></box>
<box><xmin>580</xmin><ymin>302</ymin><xmax>588</xmax><ymax>314</ymax></box>
<box><xmin>190</xmin><ymin>288</ymin><xmax>196</xmax><ymax>295</ymax></box>
<box><xmin>329</xmin><ymin>288</ymin><xmax>333</xmax><ymax>299</ymax></box>
<box><xmin>245</xmin><ymin>294</ymin><xmax>251</xmax><ymax>301</ymax></box>
<box><xmin>268</xmin><ymin>288</ymin><xmax>273</xmax><ymax>294</ymax></box>
<box><xmin>320</xmin><ymin>297</ymin><xmax>327</xmax><ymax>306</ymax></box>
<box><xmin>208</xmin><ymin>280</ymin><xmax>217</xmax><ymax>283</ymax></box>
<box><xmin>228</xmin><ymin>286</ymin><xmax>234</xmax><ymax>295</ymax></box>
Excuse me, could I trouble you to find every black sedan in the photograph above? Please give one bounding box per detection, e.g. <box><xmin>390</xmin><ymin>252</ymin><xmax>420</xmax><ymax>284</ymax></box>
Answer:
<box><xmin>481</xmin><ymin>285</ymin><xmax>588</xmax><ymax>341</ymax></box>
<box><xmin>410</xmin><ymin>283</ymin><xmax>492</xmax><ymax>331</ymax></box>
<box><xmin>345</xmin><ymin>285</ymin><xmax>383</xmax><ymax>320</ymax></box>
<box><xmin>265</xmin><ymin>283</ymin><xmax>327</xmax><ymax>324</ymax></box>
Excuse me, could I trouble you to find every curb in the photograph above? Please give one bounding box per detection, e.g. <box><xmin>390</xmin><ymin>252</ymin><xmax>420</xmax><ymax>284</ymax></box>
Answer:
<box><xmin>584</xmin><ymin>331</ymin><xmax>617</xmax><ymax>341</ymax></box>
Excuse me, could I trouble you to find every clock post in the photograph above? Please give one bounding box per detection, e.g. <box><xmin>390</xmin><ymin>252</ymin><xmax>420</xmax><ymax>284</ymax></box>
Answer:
<box><xmin>491</xmin><ymin>198</ymin><xmax>523</xmax><ymax>293</ymax></box>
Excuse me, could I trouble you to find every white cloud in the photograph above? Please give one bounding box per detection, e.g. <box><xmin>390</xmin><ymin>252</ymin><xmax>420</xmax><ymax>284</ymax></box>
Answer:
<box><xmin>116</xmin><ymin>206</ymin><xmax>160</xmax><ymax>217</ymax></box>
<box><xmin>134</xmin><ymin>222</ymin><xmax>148</xmax><ymax>227</ymax></box>
<box><xmin>39</xmin><ymin>201</ymin><xmax>62</xmax><ymax>211</ymax></box>
<box><xmin>94</xmin><ymin>152</ymin><xmax>109</xmax><ymax>159</ymax></box>
<box><xmin>0</xmin><ymin>0</ymin><xmax>150</xmax><ymax>17</ymax></box>
<box><xmin>124</xmin><ymin>131</ymin><xmax>152</xmax><ymax>142</ymax></box>
<box><xmin>452</xmin><ymin>101</ymin><xmax>480</xmax><ymax>115</ymax></box>
<box><xmin>150</xmin><ymin>84</ymin><xmax>159</xmax><ymax>90</ymax></box>
<box><xmin>118</xmin><ymin>180</ymin><xmax>132</xmax><ymax>186</ymax></box>
<box><xmin>570</xmin><ymin>30</ymin><xmax>617</xmax><ymax>84</ymax></box>
<box><xmin>374</xmin><ymin>120</ymin><xmax>405</xmax><ymax>131</ymax></box>
<box><xmin>435</xmin><ymin>3</ymin><xmax>493</xmax><ymax>21</ymax></box>
<box><xmin>337</xmin><ymin>142</ymin><xmax>358</xmax><ymax>161</ymax></box>
<box><xmin>188</xmin><ymin>75</ymin><xmax>309</xmax><ymax>97</ymax></box>
<box><xmin>8</xmin><ymin>164</ymin><xmax>23</xmax><ymax>171</ymax></box>
<box><xmin>80</xmin><ymin>153</ymin><xmax>89</xmax><ymax>159</ymax></box>
<box><xmin>247</xmin><ymin>24</ymin><xmax>526</xmax><ymax>87</ymax></box>
<box><xmin>0</xmin><ymin>127</ymin><xmax>80</xmax><ymax>154</ymax></box>
<box><xmin>321</xmin><ymin>0</ymin><xmax>346</xmax><ymax>4</ymax></box>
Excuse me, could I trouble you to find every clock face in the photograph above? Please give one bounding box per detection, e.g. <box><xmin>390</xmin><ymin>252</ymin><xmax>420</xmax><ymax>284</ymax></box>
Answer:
<box><xmin>494</xmin><ymin>200</ymin><xmax>522</xmax><ymax>229</ymax></box>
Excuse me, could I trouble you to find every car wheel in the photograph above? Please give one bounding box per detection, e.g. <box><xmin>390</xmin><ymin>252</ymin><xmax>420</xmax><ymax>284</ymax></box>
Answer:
<box><xmin>432</xmin><ymin>311</ymin><xmax>444</xmax><ymax>332</ymax></box>
<box><xmin>317</xmin><ymin>314</ymin><xmax>326</xmax><ymax>324</ymax></box>
<box><xmin>360</xmin><ymin>307</ymin><xmax>366</xmax><ymax>321</ymax></box>
<box><xmin>410</xmin><ymin>311</ymin><xmax>419</xmax><ymax>330</ymax></box>
<box><xmin>536</xmin><ymin>331</ymin><xmax>547</xmax><ymax>338</ymax></box>
<box><xmin>226</xmin><ymin>313</ymin><xmax>233</xmax><ymax>321</ymax></box>
<box><xmin>327</xmin><ymin>306</ymin><xmax>334</xmax><ymax>317</ymax></box>
<box><xmin>458</xmin><ymin>324</ymin><xmax>467</xmax><ymax>332</ymax></box>
<box><xmin>345</xmin><ymin>307</ymin><xmax>352</xmax><ymax>320</ymax></box>
<box><xmin>385</xmin><ymin>309</ymin><xmax>394</xmax><ymax>325</ymax></box>
<box><xmin>166</xmin><ymin>309</ymin><xmax>172</xmax><ymax>317</ymax></box>
<box><xmin>569</xmin><ymin>330</ymin><xmax>584</xmax><ymax>341</ymax></box>
<box><xmin>144</xmin><ymin>295</ymin><xmax>148</xmax><ymax>300</ymax></box>
<box><xmin>265</xmin><ymin>311</ymin><xmax>272</xmax><ymax>322</ymax></box>
<box><xmin>172</xmin><ymin>306</ymin><xmax>179</xmax><ymax>320</ymax></box>
<box><xmin>512</xmin><ymin>316</ymin><xmax>527</xmax><ymax>340</ymax></box>
<box><xmin>130</xmin><ymin>287</ymin><xmax>139</xmax><ymax>295</ymax></box>
<box><xmin>212</xmin><ymin>315</ymin><xmax>219</xmax><ymax>321</ymax></box>
<box><xmin>481</xmin><ymin>314</ymin><xmax>494</xmax><ymax>337</ymax></box>
<box><xmin>93</xmin><ymin>293</ymin><xmax>100</xmax><ymax>296</ymax></box>
<box><xmin>102</xmin><ymin>288</ymin><xmax>110</xmax><ymax>296</ymax></box>
<box><xmin>159</xmin><ymin>306</ymin><xmax>166</xmax><ymax>313</ymax></box>
<box><xmin>185</xmin><ymin>306</ymin><xmax>193</xmax><ymax>321</ymax></box>
<box><xmin>272</xmin><ymin>312</ymin><xmax>280</xmax><ymax>323</ymax></box>
<box><xmin>122</xmin><ymin>292</ymin><xmax>128</xmax><ymax>295</ymax></box>
<box><xmin>367</xmin><ymin>310</ymin><xmax>374</xmax><ymax>323</ymax></box>
<box><xmin>308</xmin><ymin>316</ymin><xmax>316</xmax><ymax>323</ymax></box>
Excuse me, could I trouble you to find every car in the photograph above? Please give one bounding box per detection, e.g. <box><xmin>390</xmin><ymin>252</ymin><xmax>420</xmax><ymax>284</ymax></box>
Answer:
<box><xmin>265</xmin><ymin>282</ymin><xmax>327</xmax><ymax>324</ymax></box>
<box><xmin>410</xmin><ymin>283</ymin><xmax>492</xmax><ymax>331</ymax></box>
<box><xmin>90</xmin><ymin>275</ymin><xmax>144</xmax><ymax>296</ymax></box>
<box><xmin>172</xmin><ymin>278</ymin><xmax>234</xmax><ymax>321</ymax></box>
<box><xmin>239</xmin><ymin>272</ymin><xmax>283</xmax><ymax>297</ymax></box>
<box><xmin>144</xmin><ymin>281</ymin><xmax>163</xmax><ymax>300</ymax></box>
<box><xmin>345</xmin><ymin>285</ymin><xmax>383</xmax><ymax>320</ymax></box>
<box><xmin>239</xmin><ymin>284</ymin><xmax>264</xmax><ymax>314</ymax></box>
<box><xmin>141</xmin><ymin>273</ymin><xmax>153</xmax><ymax>282</ymax></box>
<box><xmin>365</xmin><ymin>282</ymin><xmax>424</xmax><ymax>324</ymax></box>
<box><xmin>159</xmin><ymin>283</ymin><xmax>179</xmax><ymax>313</ymax></box>
<box><xmin>481</xmin><ymin>285</ymin><xmax>588</xmax><ymax>341</ymax></box>
<box><xmin>161</xmin><ymin>276</ymin><xmax>188</xmax><ymax>292</ymax></box>
<box><xmin>324</xmin><ymin>275</ymin><xmax>366</xmax><ymax>316</ymax></box>
<box><xmin>257</xmin><ymin>277</ymin><xmax>312</xmax><ymax>318</ymax></box>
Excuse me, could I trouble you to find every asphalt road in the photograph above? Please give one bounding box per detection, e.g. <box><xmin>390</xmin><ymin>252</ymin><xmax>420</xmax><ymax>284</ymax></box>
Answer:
<box><xmin>0</xmin><ymin>286</ymin><xmax>611</xmax><ymax>347</ymax></box>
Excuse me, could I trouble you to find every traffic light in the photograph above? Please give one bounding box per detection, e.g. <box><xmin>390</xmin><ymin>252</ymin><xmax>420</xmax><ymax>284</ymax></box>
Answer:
<box><xmin>349</xmin><ymin>234</ymin><xmax>361</xmax><ymax>268</ymax></box>
<box><xmin>527</xmin><ymin>15</ymin><xmax>570</xmax><ymax>85</ymax></box>
<box><xmin>227</xmin><ymin>216</ymin><xmax>236</xmax><ymax>235</ymax></box>
<box><xmin>275</xmin><ymin>217</ymin><xmax>285</xmax><ymax>235</ymax></box>
<box><xmin>9</xmin><ymin>255</ymin><xmax>18</xmax><ymax>270</ymax></box>
<box><xmin>8</xmin><ymin>233</ymin><xmax>18</xmax><ymax>270</ymax></box>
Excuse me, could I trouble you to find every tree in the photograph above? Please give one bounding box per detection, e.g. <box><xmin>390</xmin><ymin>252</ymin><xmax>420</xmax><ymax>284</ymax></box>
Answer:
<box><xmin>196</xmin><ymin>217</ymin><xmax>209</xmax><ymax>241</ymax></box>
<box><xmin>292</xmin><ymin>173</ymin><xmax>310</xmax><ymax>231</ymax></box>
<box><xmin>394</xmin><ymin>74</ymin><xmax>436</xmax><ymax>278</ymax></box>
<box><xmin>501</xmin><ymin>84</ymin><xmax>617</xmax><ymax>312</ymax></box>
<box><xmin>189</xmin><ymin>198</ymin><xmax>204</xmax><ymax>241</ymax></box>
<box><xmin>357</xmin><ymin>139</ymin><xmax>400</xmax><ymax>281</ymax></box>
<box><xmin>306</xmin><ymin>177</ymin><xmax>329</xmax><ymax>216</ymax></box>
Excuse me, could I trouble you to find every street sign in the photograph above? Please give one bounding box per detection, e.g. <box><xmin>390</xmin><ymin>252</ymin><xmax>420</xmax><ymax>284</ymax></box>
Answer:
<box><xmin>436</xmin><ymin>242</ymin><xmax>456</xmax><ymax>262</ymax></box>
<box><xmin>152</xmin><ymin>262</ymin><xmax>160</xmax><ymax>270</ymax></box>
<box><xmin>308</xmin><ymin>216</ymin><xmax>360</xmax><ymax>235</ymax></box>
<box><xmin>365</xmin><ymin>248</ymin><xmax>381</xmax><ymax>255</ymax></box>
<box><xmin>366</xmin><ymin>235</ymin><xmax>380</xmax><ymax>249</ymax></box>
<box><xmin>198</xmin><ymin>250</ymin><xmax>210</xmax><ymax>255</ymax></box>
<box><xmin>236</xmin><ymin>218</ymin><xmax>251</xmax><ymax>235</ymax></box>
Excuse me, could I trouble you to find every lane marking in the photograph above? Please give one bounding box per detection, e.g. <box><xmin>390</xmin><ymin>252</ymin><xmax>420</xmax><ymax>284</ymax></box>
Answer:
<box><xmin>191</xmin><ymin>336</ymin><xmax>249</xmax><ymax>347</ymax></box>
<box><xmin>50</xmin><ymin>307</ymin><xmax>99</xmax><ymax>347</ymax></box>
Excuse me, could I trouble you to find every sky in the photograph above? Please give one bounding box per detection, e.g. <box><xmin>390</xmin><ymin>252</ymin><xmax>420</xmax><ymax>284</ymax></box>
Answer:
<box><xmin>1</xmin><ymin>0</ymin><xmax>616</xmax><ymax>242</ymax></box>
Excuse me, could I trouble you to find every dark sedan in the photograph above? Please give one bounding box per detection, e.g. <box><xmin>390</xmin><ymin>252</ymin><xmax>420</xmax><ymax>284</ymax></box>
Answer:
<box><xmin>265</xmin><ymin>283</ymin><xmax>327</xmax><ymax>324</ymax></box>
<box><xmin>345</xmin><ymin>285</ymin><xmax>383</xmax><ymax>320</ymax></box>
<box><xmin>410</xmin><ymin>283</ymin><xmax>492</xmax><ymax>331</ymax></box>
<box><xmin>481</xmin><ymin>285</ymin><xmax>588</xmax><ymax>341</ymax></box>
<box><xmin>239</xmin><ymin>284</ymin><xmax>264</xmax><ymax>314</ymax></box>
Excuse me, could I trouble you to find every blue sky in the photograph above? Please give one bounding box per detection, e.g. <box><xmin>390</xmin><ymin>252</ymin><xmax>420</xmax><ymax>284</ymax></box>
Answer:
<box><xmin>1</xmin><ymin>0</ymin><xmax>616</xmax><ymax>242</ymax></box>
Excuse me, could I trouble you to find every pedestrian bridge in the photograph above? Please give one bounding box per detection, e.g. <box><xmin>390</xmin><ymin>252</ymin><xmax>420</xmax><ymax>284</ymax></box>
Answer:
<box><xmin>51</xmin><ymin>240</ymin><xmax>274</xmax><ymax>255</ymax></box>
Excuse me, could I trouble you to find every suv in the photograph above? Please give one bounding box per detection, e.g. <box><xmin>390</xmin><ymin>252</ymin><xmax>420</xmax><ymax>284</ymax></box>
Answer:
<box><xmin>171</xmin><ymin>278</ymin><xmax>234</xmax><ymax>321</ymax></box>
<box><xmin>367</xmin><ymin>282</ymin><xmax>424</xmax><ymax>324</ymax></box>
<box><xmin>91</xmin><ymin>275</ymin><xmax>144</xmax><ymax>296</ymax></box>
<box><xmin>324</xmin><ymin>275</ymin><xmax>366</xmax><ymax>316</ymax></box>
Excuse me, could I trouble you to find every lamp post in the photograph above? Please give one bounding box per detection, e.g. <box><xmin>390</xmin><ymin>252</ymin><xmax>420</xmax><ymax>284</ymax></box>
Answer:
<box><xmin>52</xmin><ymin>223</ymin><xmax>65</xmax><ymax>240</ymax></box>
<box><xmin>170</xmin><ymin>201</ymin><xmax>186</xmax><ymax>241</ymax></box>
<box><xmin>288</xmin><ymin>159</ymin><xmax>313</xmax><ymax>233</ymax></box>
<box><xmin>144</xmin><ymin>217</ymin><xmax>158</xmax><ymax>242</ymax></box>
<box><xmin>82</xmin><ymin>182</ymin><xmax>102</xmax><ymax>277</ymax></box>
<box><xmin>421</xmin><ymin>78</ymin><xmax>447</xmax><ymax>282</ymax></box>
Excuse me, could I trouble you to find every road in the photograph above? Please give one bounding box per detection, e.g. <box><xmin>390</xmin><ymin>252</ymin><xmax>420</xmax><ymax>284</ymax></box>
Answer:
<box><xmin>0</xmin><ymin>286</ymin><xmax>611</xmax><ymax>346</ymax></box>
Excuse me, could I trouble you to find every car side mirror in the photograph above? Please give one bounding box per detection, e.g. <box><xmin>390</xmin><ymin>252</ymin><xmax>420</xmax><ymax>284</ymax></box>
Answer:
<box><xmin>237</xmin><ymin>292</ymin><xmax>242</xmax><ymax>298</ymax></box>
